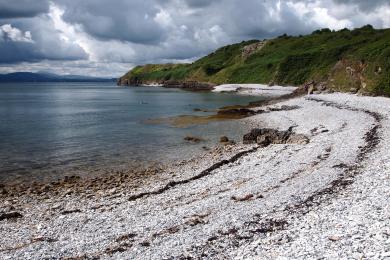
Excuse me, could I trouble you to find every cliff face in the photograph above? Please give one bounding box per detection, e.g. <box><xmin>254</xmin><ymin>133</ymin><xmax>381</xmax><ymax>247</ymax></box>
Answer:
<box><xmin>119</xmin><ymin>26</ymin><xmax>390</xmax><ymax>96</ymax></box>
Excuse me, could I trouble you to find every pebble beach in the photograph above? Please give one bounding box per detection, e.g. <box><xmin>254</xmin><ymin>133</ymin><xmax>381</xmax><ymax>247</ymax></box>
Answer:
<box><xmin>1</xmin><ymin>91</ymin><xmax>389</xmax><ymax>259</ymax></box>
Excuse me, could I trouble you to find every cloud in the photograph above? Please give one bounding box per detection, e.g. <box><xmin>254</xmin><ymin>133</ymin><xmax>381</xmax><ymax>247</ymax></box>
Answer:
<box><xmin>0</xmin><ymin>0</ymin><xmax>388</xmax><ymax>76</ymax></box>
<box><xmin>58</xmin><ymin>0</ymin><xmax>168</xmax><ymax>44</ymax></box>
<box><xmin>0</xmin><ymin>24</ymin><xmax>33</xmax><ymax>42</ymax></box>
<box><xmin>0</xmin><ymin>16</ymin><xmax>88</xmax><ymax>63</ymax></box>
<box><xmin>184</xmin><ymin>0</ymin><xmax>219</xmax><ymax>8</ymax></box>
<box><xmin>333</xmin><ymin>0</ymin><xmax>390</xmax><ymax>12</ymax></box>
<box><xmin>0</xmin><ymin>0</ymin><xmax>49</xmax><ymax>18</ymax></box>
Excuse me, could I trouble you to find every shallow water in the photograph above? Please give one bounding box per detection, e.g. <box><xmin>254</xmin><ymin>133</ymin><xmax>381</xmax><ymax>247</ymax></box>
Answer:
<box><xmin>0</xmin><ymin>82</ymin><xmax>266</xmax><ymax>182</ymax></box>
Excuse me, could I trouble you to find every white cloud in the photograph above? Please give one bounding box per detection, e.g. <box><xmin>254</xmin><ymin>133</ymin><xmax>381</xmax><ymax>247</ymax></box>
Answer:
<box><xmin>154</xmin><ymin>9</ymin><xmax>174</xmax><ymax>28</ymax></box>
<box><xmin>0</xmin><ymin>24</ymin><xmax>33</xmax><ymax>42</ymax></box>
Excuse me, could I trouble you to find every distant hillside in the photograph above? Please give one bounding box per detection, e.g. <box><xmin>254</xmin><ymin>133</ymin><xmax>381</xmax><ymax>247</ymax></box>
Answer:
<box><xmin>119</xmin><ymin>25</ymin><xmax>390</xmax><ymax>96</ymax></box>
<box><xmin>0</xmin><ymin>72</ymin><xmax>114</xmax><ymax>82</ymax></box>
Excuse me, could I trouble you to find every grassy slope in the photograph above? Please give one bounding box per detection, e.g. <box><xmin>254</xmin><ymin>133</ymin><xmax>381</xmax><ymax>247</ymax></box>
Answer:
<box><xmin>120</xmin><ymin>26</ymin><xmax>390</xmax><ymax>95</ymax></box>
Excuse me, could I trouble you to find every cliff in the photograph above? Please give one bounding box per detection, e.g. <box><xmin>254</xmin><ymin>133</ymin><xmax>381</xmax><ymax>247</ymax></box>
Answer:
<box><xmin>119</xmin><ymin>25</ymin><xmax>390</xmax><ymax>96</ymax></box>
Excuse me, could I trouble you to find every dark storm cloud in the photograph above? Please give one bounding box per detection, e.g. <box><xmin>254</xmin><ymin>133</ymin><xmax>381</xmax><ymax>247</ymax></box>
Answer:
<box><xmin>0</xmin><ymin>0</ymin><xmax>49</xmax><ymax>18</ymax></box>
<box><xmin>0</xmin><ymin>0</ymin><xmax>388</xmax><ymax>75</ymax></box>
<box><xmin>334</xmin><ymin>0</ymin><xmax>390</xmax><ymax>11</ymax></box>
<box><xmin>58</xmin><ymin>0</ymin><xmax>167</xmax><ymax>44</ymax></box>
<box><xmin>184</xmin><ymin>0</ymin><xmax>219</xmax><ymax>8</ymax></box>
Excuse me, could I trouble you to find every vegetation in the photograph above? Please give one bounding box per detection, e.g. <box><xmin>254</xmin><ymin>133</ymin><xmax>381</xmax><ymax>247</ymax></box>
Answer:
<box><xmin>120</xmin><ymin>26</ymin><xmax>390</xmax><ymax>95</ymax></box>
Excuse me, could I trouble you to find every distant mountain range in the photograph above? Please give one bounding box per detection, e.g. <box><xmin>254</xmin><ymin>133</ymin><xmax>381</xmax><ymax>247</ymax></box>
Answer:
<box><xmin>0</xmin><ymin>72</ymin><xmax>115</xmax><ymax>82</ymax></box>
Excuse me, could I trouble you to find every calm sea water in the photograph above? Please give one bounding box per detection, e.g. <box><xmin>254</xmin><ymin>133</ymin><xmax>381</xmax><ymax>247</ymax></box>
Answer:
<box><xmin>0</xmin><ymin>82</ymin><xmax>264</xmax><ymax>182</ymax></box>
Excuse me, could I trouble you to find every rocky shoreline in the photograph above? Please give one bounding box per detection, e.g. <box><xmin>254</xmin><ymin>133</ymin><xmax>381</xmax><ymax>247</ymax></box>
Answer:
<box><xmin>117</xmin><ymin>78</ymin><xmax>215</xmax><ymax>91</ymax></box>
<box><xmin>1</xmin><ymin>92</ymin><xmax>389</xmax><ymax>259</ymax></box>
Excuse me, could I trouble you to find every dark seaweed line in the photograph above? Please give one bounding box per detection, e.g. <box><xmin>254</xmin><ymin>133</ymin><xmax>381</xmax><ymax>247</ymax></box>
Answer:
<box><xmin>127</xmin><ymin>146</ymin><xmax>260</xmax><ymax>202</ymax></box>
<box><xmin>177</xmin><ymin>97</ymin><xmax>383</xmax><ymax>259</ymax></box>
<box><xmin>289</xmin><ymin>97</ymin><xmax>382</xmax><ymax>212</ymax></box>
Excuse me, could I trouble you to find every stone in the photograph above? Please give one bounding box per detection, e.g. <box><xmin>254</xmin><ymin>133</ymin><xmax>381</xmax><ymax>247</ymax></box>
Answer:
<box><xmin>317</xmin><ymin>82</ymin><xmax>327</xmax><ymax>91</ymax></box>
<box><xmin>231</xmin><ymin>194</ymin><xmax>254</xmax><ymax>202</ymax></box>
<box><xmin>308</xmin><ymin>85</ymin><xmax>315</xmax><ymax>95</ymax></box>
<box><xmin>140</xmin><ymin>241</ymin><xmax>151</xmax><ymax>247</ymax></box>
<box><xmin>0</xmin><ymin>212</ymin><xmax>23</xmax><ymax>221</ymax></box>
<box><xmin>243</xmin><ymin>128</ymin><xmax>309</xmax><ymax>146</ymax></box>
<box><xmin>184</xmin><ymin>136</ymin><xmax>203</xmax><ymax>143</ymax></box>
<box><xmin>350</xmin><ymin>88</ymin><xmax>358</xmax><ymax>94</ymax></box>
<box><xmin>287</xmin><ymin>134</ymin><xmax>310</xmax><ymax>144</ymax></box>
<box><xmin>305</xmin><ymin>80</ymin><xmax>316</xmax><ymax>95</ymax></box>
<box><xmin>328</xmin><ymin>236</ymin><xmax>341</xmax><ymax>241</ymax></box>
<box><xmin>220</xmin><ymin>136</ymin><xmax>229</xmax><ymax>143</ymax></box>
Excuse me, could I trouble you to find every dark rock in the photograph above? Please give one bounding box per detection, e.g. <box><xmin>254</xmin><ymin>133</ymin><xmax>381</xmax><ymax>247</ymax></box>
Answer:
<box><xmin>0</xmin><ymin>188</ymin><xmax>8</xmax><ymax>195</ymax></box>
<box><xmin>32</xmin><ymin>237</ymin><xmax>58</xmax><ymax>243</ymax></box>
<box><xmin>231</xmin><ymin>194</ymin><xmax>254</xmax><ymax>202</ymax></box>
<box><xmin>243</xmin><ymin>127</ymin><xmax>309</xmax><ymax>146</ymax></box>
<box><xmin>162</xmin><ymin>80</ymin><xmax>215</xmax><ymax>91</ymax></box>
<box><xmin>61</xmin><ymin>209</ymin><xmax>81</xmax><ymax>215</ymax></box>
<box><xmin>116</xmin><ymin>233</ymin><xmax>137</xmax><ymax>242</ymax></box>
<box><xmin>308</xmin><ymin>85</ymin><xmax>315</xmax><ymax>95</ymax></box>
<box><xmin>350</xmin><ymin>87</ymin><xmax>358</xmax><ymax>94</ymax></box>
<box><xmin>218</xmin><ymin>108</ymin><xmax>256</xmax><ymax>117</ymax></box>
<box><xmin>286</xmin><ymin>134</ymin><xmax>310</xmax><ymax>144</ymax></box>
<box><xmin>220</xmin><ymin>136</ymin><xmax>229</xmax><ymax>143</ymax></box>
<box><xmin>328</xmin><ymin>236</ymin><xmax>341</xmax><ymax>241</ymax></box>
<box><xmin>268</xmin><ymin>105</ymin><xmax>300</xmax><ymax>112</ymax></box>
<box><xmin>0</xmin><ymin>211</ymin><xmax>23</xmax><ymax>221</ymax></box>
<box><xmin>140</xmin><ymin>241</ymin><xmax>151</xmax><ymax>247</ymax></box>
<box><xmin>304</xmin><ymin>80</ymin><xmax>316</xmax><ymax>95</ymax></box>
<box><xmin>243</xmin><ymin>128</ymin><xmax>291</xmax><ymax>145</ymax></box>
<box><xmin>317</xmin><ymin>82</ymin><xmax>328</xmax><ymax>91</ymax></box>
<box><xmin>185</xmin><ymin>216</ymin><xmax>207</xmax><ymax>226</ymax></box>
<box><xmin>184</xmin><ymin>136</ymin><xmax>203</xmax><ymax>143</ymax></box>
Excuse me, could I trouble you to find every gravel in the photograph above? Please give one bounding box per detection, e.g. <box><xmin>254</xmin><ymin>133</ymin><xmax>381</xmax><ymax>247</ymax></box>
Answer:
<box><xmin>0</xmin><ymin>93</ymin><xmax>389</xmax><ymax>259</ymax></box>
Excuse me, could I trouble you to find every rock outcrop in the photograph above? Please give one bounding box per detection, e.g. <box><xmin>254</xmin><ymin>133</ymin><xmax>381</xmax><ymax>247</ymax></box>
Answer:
<box><xmin>117</xmin><ymin>78</ymin><xmax>215</xmax><ymax>91</ymax></box>
<box><xmin>243</xmin><ymin>127</ymin><xmax>309</xmax><ymax>146</ymax></box>
<box><xmin>241</xmin><ymin>41</ymin><xmax>267</xmax><ymax>59</ymax></box>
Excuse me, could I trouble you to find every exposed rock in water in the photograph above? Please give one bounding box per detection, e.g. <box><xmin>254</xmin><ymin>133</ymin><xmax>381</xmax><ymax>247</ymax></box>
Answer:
<box><xmin>184</xmin><ymin>136</ymin><xmax>204</xmax><ymax>143</ymax></box>
<box><xmin>243</xmin><ymin>127</ymin><xmax>309</xmax><ymax>146</ymax></box>
<box><xmin>117</xmin><ymin>78</ymin><xmax>215</xmax><ymax>91</ymax></box>
<box><xmin>220</xmin><ymin>136</ymin><xmax>229</xmax><ymax>143</ymax></box>
<box><xmin>217</xmin><ymin>108</ymin><xmax>257</xmax><ymax>117</ymax></box>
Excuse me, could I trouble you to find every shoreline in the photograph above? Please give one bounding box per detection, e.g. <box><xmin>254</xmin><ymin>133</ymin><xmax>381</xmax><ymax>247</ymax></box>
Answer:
<box><xmin>0</xmin><ymin>85</ymin><xmax>297</xmax><ymax>186</ymax></box>
<box><xmin>1</xmin><ymin>92</ymin><xmax>389</xmax><ymax>259</ymax></box>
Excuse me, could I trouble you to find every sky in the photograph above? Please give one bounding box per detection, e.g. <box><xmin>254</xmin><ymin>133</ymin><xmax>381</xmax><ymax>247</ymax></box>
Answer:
<box><xmin>0</xmin><ymin>0</ymin><xmax>389</xmax><ymax>77</ymax></box>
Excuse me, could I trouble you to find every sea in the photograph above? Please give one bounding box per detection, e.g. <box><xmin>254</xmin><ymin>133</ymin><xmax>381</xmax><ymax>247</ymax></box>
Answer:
<box><xmin>0</xmin><ymin>82</ymin><xmax>266</xmax><ymax>183</ymax></box>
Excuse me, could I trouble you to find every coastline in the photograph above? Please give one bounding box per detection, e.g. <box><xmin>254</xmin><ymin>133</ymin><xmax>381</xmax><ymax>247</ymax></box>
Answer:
<box><xmin>1</xmin><ymin>91</ymin><xmax>389</xmax><ymax>259</ymax></box>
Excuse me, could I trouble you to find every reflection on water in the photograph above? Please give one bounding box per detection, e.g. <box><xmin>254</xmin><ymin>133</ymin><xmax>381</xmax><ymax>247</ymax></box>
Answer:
<box><xmin>0</xmin><ymin>82</ymin><xmax>266</xmax><ymax>182</ymax></box>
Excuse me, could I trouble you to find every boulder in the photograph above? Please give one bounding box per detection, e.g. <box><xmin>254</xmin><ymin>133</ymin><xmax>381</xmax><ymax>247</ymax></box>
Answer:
<box><xmin>286</xmin><ymin>134</ymin><xmax>310</xmax><ymax>144</ymax></box>
<box><xmin>220</xmin><ymin>136</ymin><xmax>229</xmax><ymax>143</ymax></box>
<box><xmin>243</xmin><ymin>127</ymin><xmax>309</xmax><ymax>146</ymax></box>
<box><xmin>0</xmin><ymin>212</ymin><xmax>23</xmax><ymax>221</ymax></box>
<box><xmin>184</xmin><ymin>136</ymin><xmax>203</xmax><ymax>143</ymax></box>
<box><xmin>308</xmin><ymin>85</ymin><xmax>315</xmax><ymax>95</ymax></box>
<box><xmin>350</xmin><ymin>87</ymin><xmax>358</xmax><ymax>94</ymax></box>
<box><xmin>317</xmin><ymin>82</ymin><xmax>328</xmax><ymax>91</ymax></box>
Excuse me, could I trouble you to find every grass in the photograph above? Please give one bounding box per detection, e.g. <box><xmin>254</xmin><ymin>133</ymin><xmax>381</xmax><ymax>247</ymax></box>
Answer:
<box><xmin>120</xmin><ymin>25</ymin><xmax>390</xmax><ymax>95</ymax></box>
